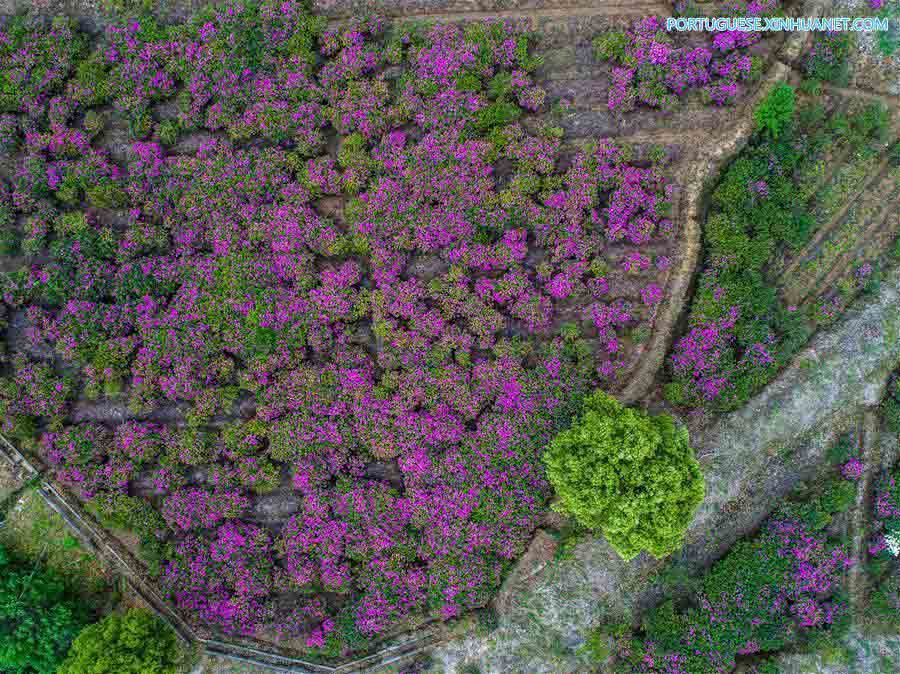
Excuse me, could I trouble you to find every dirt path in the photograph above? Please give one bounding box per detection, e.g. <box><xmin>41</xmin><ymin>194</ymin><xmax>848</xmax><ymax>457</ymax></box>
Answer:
<box><xmin>820</xmin><ymin>82</ymin><xmax>900</xmax><ymax>108</ymax></box>
<box><xmin>847</xmin><ymin>410</ymin><xmax>882</xmax><ymax>616</ymax></box>
<box><xmin>324</xmin><ymin>1</ymin><xmax>671</xmax><ymax>26</ymax></box>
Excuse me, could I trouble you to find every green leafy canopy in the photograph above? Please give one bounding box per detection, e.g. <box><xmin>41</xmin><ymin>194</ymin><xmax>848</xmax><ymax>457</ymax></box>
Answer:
<box><xmin>58</xmin><ymin>609</ymin><xmax>181</xmax><ymax>674</ymax></box>
<box><xmin>543</xmin><ymin>391</ymin><xmax>705</xmax><ymax>560</ymax></box>
<box><xmin>0</xmin><ymin>545</ymin><xmax>91</xmax><ymax>674</ymax></box>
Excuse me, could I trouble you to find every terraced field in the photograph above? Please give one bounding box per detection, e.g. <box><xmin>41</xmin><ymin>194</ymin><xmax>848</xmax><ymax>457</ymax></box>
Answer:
<box><xmin>776</xmin><ymin>93</ymin><xmax>899</xmax><ymax>325</ymax></box>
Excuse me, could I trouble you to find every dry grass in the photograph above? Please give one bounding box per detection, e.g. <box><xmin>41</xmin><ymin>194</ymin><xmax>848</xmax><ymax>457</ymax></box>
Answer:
<box><xmin>0</xmin><ymin>461</ymin><xmax>22</xmax><ymax>504</ymax></box>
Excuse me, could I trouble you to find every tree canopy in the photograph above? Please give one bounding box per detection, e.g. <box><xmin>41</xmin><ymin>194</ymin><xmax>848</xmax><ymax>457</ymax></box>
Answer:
<box><xmin>58</xmin><ymin>608</ymin><xmax>180</xmax><ymax>674</ymax></box>
<box><xmin>0</xmin><ymin>545</ymin><xmax>90</xmax><ymax>674</ymax></box>
<box><xmin>543</xmin><ymin>390</ymin><xmax>705</xmax><ymax>560</ymax></box>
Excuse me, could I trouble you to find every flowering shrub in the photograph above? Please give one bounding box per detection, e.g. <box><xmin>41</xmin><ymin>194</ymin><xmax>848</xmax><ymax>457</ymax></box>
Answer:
<box><xmin>866</xmin><ymin>382</ymin><xmax>900</xmax><ymax>629</ymax></box>
<box><xmin>866</xmin><ymin>449</ymin><xmax>900</xmax><ymax>634</ymax></box>
<box><xmin>594</xmin><ymin>2</ymin><xmax>775</xmax><ymax>113</ymax></box>
<box><xmin>620</xmin><ymin>488</ymin><xmax>854</xmax><ymax>673</ymax></box>
<box><xmin>882</xmin><ymin>371</ymin><xmax>900</xmax><ymax>436</ymax></box>
<box><xmin>0</xmin><ymin>16</ymin><xmax>86</xmax><ymax>117</ymax></box>
<box><xmin>665</xmin><ymin>90</ymin><xmax>840</xmax><ymax>411</ymax></box>
<box><xmin>0</xmin><ymin>2</ymin><xmax>682</xmax><ymax>651</ymax></box>
<box><xmin>869</xmin><ymin>467</ymin><xmax>900</xmax><ymax>560</ymax></box>
<box><xmin>162</xmin><ymin>521</ymin><xmax>277</xmax><ymax>635</ymax></box>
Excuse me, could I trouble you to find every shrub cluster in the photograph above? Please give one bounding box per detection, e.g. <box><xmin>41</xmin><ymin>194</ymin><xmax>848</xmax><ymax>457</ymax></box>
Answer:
<box><xmin>803</xmin><ymin>31</ymin><xmax>852</xmax><ymax>84</ymax></box>
<box><xmin>58</xmin><ymin>609</ymin><xmax>180</xmax><ymax>674</ymax></box>
<box><xmin>866</xmin><ymin>390</ymin><xmax>900</xmax><ymax>632</ymax></box>
<box><xmin>593</xmin><ymin>1</ymin><xmax>773</xmax><ymax>113</ymax></box>
<box><xmin>754</xmin><ymin>82</ymin><xmax>795</xmax><ymax>138</ymax></box>
<box><xmin>0</xmin><ymin>2</ymin><xmax>680</xmax><ymax>650</ymax></box>
<box><xmin>882</xmin><ymin>371</ymin><xmax>900</xmax><ymax>437</ymax></box>
<box><xmin>0</xmin><ymin>544</ymin><xmax>92</xmax><ymax>674</ymax></box>
<box><xmin>666</xmin><ymin>93</ymin><xmax>890</xmax><ymax>411</ymax></box>
<box><xmin>617</xmin><ymin>476</ymin><xmax>856</xmax><ymax>673</ymax></box>
<box><xmin>869</xmin><ymin>463</ymin><xmax>900</xmax><ymax>560</ymax></box>
<box><xmin>665</xmin><ymin>86</ymin><xmax>808</xmax><ymax>410</ymax></box>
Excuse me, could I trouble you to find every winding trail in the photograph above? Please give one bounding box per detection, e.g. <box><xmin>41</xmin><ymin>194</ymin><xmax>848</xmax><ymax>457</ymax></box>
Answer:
<box><xmin>847</xmin><ymin>411</ymin><xmax>882</xmax><ymax>616</ymax></box>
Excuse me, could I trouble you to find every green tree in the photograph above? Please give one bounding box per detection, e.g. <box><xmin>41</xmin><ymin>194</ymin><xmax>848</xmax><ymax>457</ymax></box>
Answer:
<box><xmin>543</xmin><ymin>391</ymin><xmax>705</xmax><ymax>560</ymax></box>
<box><xmin>0</xmin><ymin>545</ymin><xmax>90</xmax><ymax>674</ymax></box>
<box><xmin>58</xmin><ymin>609</ymin><xmax>181</xmax><ymax>674</ymax></box>
<box><xmin>754</xmin><ymin>83</ymin><xmax>795</xmax><ymax>139</ymax></box>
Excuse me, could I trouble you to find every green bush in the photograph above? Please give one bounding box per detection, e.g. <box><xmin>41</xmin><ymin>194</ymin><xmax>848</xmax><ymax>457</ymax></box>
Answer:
<box><xmin>784</xmin><ymin>479</ymin><xmax>857</xmax><ymax>531</ymax></box>
<box><xmin>0</xmin><ymin>544</ymin><xmax>91</xmax><ymax>674</ymax></box>
<box><xmin>867</xmin><ymin>573</ymin><xmax>899</xmax><ymax>632</ymax></box>
<box><xmin>754</xmin><ymin>83</ymin><xmax>795</xmax><ymax>138</ymax></box>
<box><xmin>486</xmin><ymin>72</ymin><xmax>513</xmax><ymax>100</ymax></box>
<box><xmin>890</xmin><ymin>141</ymin><xmax>900</xmax><ymax>168</ymax></box>
<box><xmin>884</xmin><ymin>373</ymin><xmax>900</xmax><ymax>434</ymax></box>
<box><xmin>85</xmin><ymin>182</ymin><xmax>128</xmax><ymax>209</ymax></box>
<box><xmin>58</xmin><ymin>609</ymin><xmax>180</xmax><ymax>674</ymax></box>
<box><xmin>73</xmin><ymin>52</ymin><xmax>111</xmax><ymax>106</ymax></box>
<box><xmin>82</xmin><ymin>110</ymin><xmax>105</xmax><ymax>139</ymax></box>
<box><xmin>0</xmin><ymin>228</ymin><xmax>18</xmax><ymax>255</ymax></box>
<box><xmin>798</xmin><ymin>78</ymin><xmax>823</xmax><ymax>96</ymax></box>
<box><xmin>876</xmin><ymin>3</ymin><xmax>899</xmax><ymax>56</ymax></box>
<box><xmin>88</xmin><ymin>494</ymin><xmax>172</xmax><ymax>575</ymax></box>
<box><xmin>157</xmin><ymin>120</ymin><xmax>178</xmax><ymax>147</ymax></box>
<box><xmin>472</xmin><ymin>100</ymin><xmax>521</xmax><ymax>132</ymax></box>
<box><xmin>90</xmin><ymin>493</ymin><xmax>164</xmax><ymax>538</ymax></box>
<box><xmin>593</xmin><ymin>31</ymin><xmax>629</xmax><ymax>62</ymax></box>
<box><xmin>543</xmin><ymin>390</ymin><xmax>705</xmax><ymax>560</ymax></box>
<box><xmin>583</xmin><ymin>621</ymin><xmax>629</xmax><ymax>662</ymax></box>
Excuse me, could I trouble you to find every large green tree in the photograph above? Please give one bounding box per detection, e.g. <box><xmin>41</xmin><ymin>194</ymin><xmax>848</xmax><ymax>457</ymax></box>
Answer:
<box><xmin>58</xmin><ymin>608</ymin><xmax>181</xmax><ymax>674</ymax></box>
<box><xmin>543</xmin><ymin>390</ymin><xmax>705</xmax><ymax>560</ymax></box>
<box><xmin>0</xmin><ymin>545</ymin><xmax>90</xmax><ymax>674</ymax></box>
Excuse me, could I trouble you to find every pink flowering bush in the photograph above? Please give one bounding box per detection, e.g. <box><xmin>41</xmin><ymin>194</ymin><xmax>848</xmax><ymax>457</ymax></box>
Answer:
<box><xmin>622</xmin><ymin>502</ymin><xmax>853</xmax><ymax>673</ymax></box>
<box><xmin>0</xmin><ymin>2</ymin><xmax>680</xmax><ymax>653</ymax></box>
<box><xmin>162</xmin><ymin>521</ymin><xmax>279</xmax><ymax>635</ymax></box>
<box><xmin>0</xmin><ymin>16</ymin><xmax>86</xmax><ymax>117</ymax></box>
<box><xmin>868</xmin><ymin>467</ymin><xmax>900</xmax><ymax>559</ymax></box>
<box><xmin>594</xmin><ymin>3</ymin><xmax>775</xmax><ymax>113</ymax></box>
